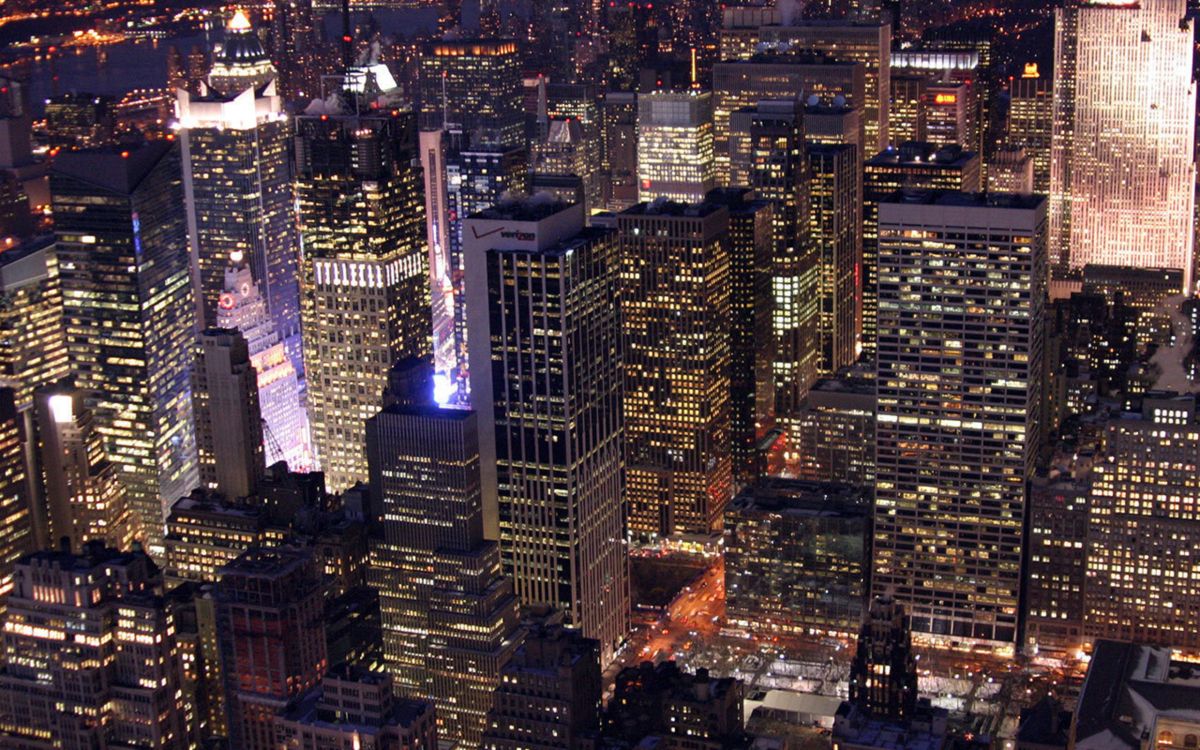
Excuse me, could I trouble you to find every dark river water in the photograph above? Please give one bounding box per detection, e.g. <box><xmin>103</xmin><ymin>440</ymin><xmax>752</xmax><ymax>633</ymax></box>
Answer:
<box><xmin>18</xmin><ymin>7</ymin><xmax>440</xmax><ymax>115</ymax></box>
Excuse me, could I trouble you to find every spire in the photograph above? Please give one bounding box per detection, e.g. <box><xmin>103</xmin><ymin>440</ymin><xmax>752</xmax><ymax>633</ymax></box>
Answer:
<box><xmin>228</xmin><ymin>9</ymin><xmax>252</xmax><ymax>32</ymax></box>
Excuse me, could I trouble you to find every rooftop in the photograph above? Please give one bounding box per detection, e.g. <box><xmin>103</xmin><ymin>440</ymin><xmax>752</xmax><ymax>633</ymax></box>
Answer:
<box><xmin>469</xmin><ymin>194</ymin><xmax>573</xmax><ymax>223</ymax></box>
<box><xmin>730</xmin><ymin>478</ymin><xmax>870</xmax><ymax>518</ymax></box>
<box><xmin>878</xmin><ymin>190</ymin><xmax>1045</xmax><ymax>211</ymax></box>
<box><xmin>622</xmin><ymin>198</ymin><xmax>726</xmax><ymax>219</ymax></box>
<box><xmin>867</xmin><ymin>142</ymin><xmax>977</xmax><ymax>168</ymax></box>
<box><xmin>1075</xmin><ymin>641</ymin><xmax>1200</xmax><ymax>750</ymax></box>
<box><xmin>51</xmin><ymin>141</ymin><xmax>173</xmax><ymax>195</ymax></box>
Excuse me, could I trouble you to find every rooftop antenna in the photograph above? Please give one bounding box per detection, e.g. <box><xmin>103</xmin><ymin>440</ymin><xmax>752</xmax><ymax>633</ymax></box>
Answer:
<box><xmin>340</xmin><ymin>0</ymin><xmax>353</xmax><ymax>73</ymax></box>
<box><xmin>441</xmin><ymin>69</ymin><xmax>449</xmax><ymax>130</ymax></box>
<box><xmin>690</xmin><ymin>48</ymin><xmax>697</xmax><ymax>88</ymax></box>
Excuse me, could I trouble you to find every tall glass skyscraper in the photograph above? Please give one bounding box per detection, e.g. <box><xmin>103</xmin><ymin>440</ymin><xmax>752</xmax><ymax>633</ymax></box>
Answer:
<box><xmin>177</xmin><ymin>14</ymin><xmax>301</xmax><ymax>375</ymax></box>
<box><xmin>51</xmin><ymin>143</ymin><xmax>199</xmax><ymax>555</ymax></box>
<box><xmin>1051</xmin><ymin>0</ymin><xmax>1196</xmax><ymax>288</ymax></box>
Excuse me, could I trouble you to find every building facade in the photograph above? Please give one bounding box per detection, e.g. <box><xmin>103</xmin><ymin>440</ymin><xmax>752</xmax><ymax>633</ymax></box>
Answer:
<box><xmin>52</xmin><ymin>143</ymin><xmax>199</xmax><ymax>555</ymax></box>
<box><xmin>620</xmin><ymin>201</ymin><xmax>732</xmax><ymax>539</ymax></box>
<box><xmin>296</xmin><ymin>107</ymin><xmax>430</xmax><ymax>492</ymax></box>
<box><xmin>1050</xmin><ymin>0</ymin><xmax>1196</xmax><ymax>286</ymax></box>
<box><xmin>872</xmin><ymin>192</ymin><xmax>1046</xmax><ymax>653</ymax></box>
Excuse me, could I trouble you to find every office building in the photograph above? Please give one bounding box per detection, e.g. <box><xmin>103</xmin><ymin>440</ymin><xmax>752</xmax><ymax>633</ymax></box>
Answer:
<box><xmin>725</xmin><ymin>479</ymin><xmax>869</xmax><ymax>638</ymax></box>
<box><xmin>296</xmin><ymin>102</ymin><xmax>430</xmax><ymax>493</ymax></box>
<box><xmin>803</xmin><ymin>100</ymin><xmax>863</xmax><ymax>150</ymax></box>
<box><xmin>1072</xmin><ymin>640</ymin><xmax>1200</xmax><ymax>750</ymax></box>
<box><xmin>42</xmin><ymin>93</ymin><xmax>115</xmax><ymax>149</ymax></box>
<box><xmin>809</xmin><ymin>142</ymin><xmax>861</xmax><ymax>373</ymax></box>
<box><xmin>165</xmin><ymin>491</ymin><xmax>266</xmax><ymax>585</ymax></box>
<box><xmin>366</xmin><ymin>359</ymin><xmax>522</xmax><ymax>745</ymax></box>
<box><xmin>481</xmin><ymin>618</ymin><xmax>602</xmax><ymax>750</ymax></box>
<box><xmin>1007</xmin><ymin>65</ymin><xmax>1051</xmax><ymax>194</ymax></box>
<box><xmin>988</xmin><ymin>146</ymin><xmax>1034</xmax><ymax>195</ymax></box>
<box><xmin>888</xmin><ymin>75</ymin><xmax>926</xmax><ymax>144</ymax></box>
<box><xmin>1025</xmin><ymin>475</ymin><xmax>1088</xmax><ymax>655</ymax></box>
<box><xmin>862</xmin><ymin>143</ymin><xmax>981</xmax><ymax>353</ymax></box>
<box><xmin>268</xmin><ymin>0</ymin><xmax>319</xmax><ymax>101</ymax></box>
<box><xmin>755</xmin><ymin>20</ymin><xmax>891</xmax><ymax>151</ymax></box>
<box><xmin>847</xmin><ymin>596</ymin><xmax>918</xmax><ymax>722</ymax></box>
<box><xmin>176</xmin><ymin>19</ymin><xmax>300</xmax><ymax>371</ymax></box>
<box><xmin>193</xmin><ymin>328</ymin><xmax>264</xmax><ymax>501</ymax></box>
<box><xmin>215</xmin><ymin>254</ymin><xmax>311</xmax><ymax>470</ymax></box>
<box><xmin>706</xmin><ymin>188</ymin><xmax>774</xmax><ymax>484</ymax></box>
<box><xmin>52</xmin><ymin>143</ymin><xmax>199</xmax><ymax>555</ymax></box>
<box><xmin>464</xmin><ymin>199</ymin><xmax>630</xmax><ymax>661</ymax></box>
<box><xmin>0</xmin><ymin>543</ymin><xmax>191</xmax><ymax>749</ymax></box>
<box><xmin>602</xmin><ymin>91</ymin><xmax>640</xmax><ymax>211</ymax></box>
<box><xmin>217</xmin><ymin>546</ymin><xmax>328</xmax><ymax>750</ymax></box>
<box><xmin>620</xmin><ymin>200</ymin><xmax>732</xmax><ymax>539</ymax></box>
<box><xmin>1086</xmin><ymin>394</ymin><xmax>1200</xmax><ymax>652</ymax></box>
<box><xmin>603</xmin><ymin>662</ymin><xmax>745</xmax><ymax>750</ymax></box>
<box><xmin>0</xmin><ymin>390</ymin><xmax>27</xmax><ymax>590</ymax></box>
<box><xmin>794</xmin><ymin>371</ymin><xmax>876</xmax><ymax>486</ymax></box>
<box><xmin>872</xmin><ymin>192</ymin><xmax>1046</xmax><ymax>653</ymax></box>
<box><xmin>418</xmin><ymin>39</ymin><xmax>524</xmax><ymax>151</ymax></box>
<box><xmin>34</xmin><ymin>381</ymin><xmax>133</xmax><ymax>552</ymax></box>
<box><xmin>924</xmin><ymin>82</ymin><xmax>971</xmax><ymax>148</ymax></box>
<box><xmin>0</xmin><ymin>237</ymin><xmax>69</xmax><ymax>413</ymax></box>
<box><xmin>274</xmin><ymin>667</ymin><xmax>439</xmax><ymax>750</ymax></box>
<box><xmin>637</xmin><ymin>90</ymin><xmax>715</xmax><ymax>204</ymax></box>
<box><xmin>1051</xmin><ymin>0</ymin><xmax>1196</xmax><ymax>285</ymax></box>
<box><xmin>730</xmin><ymin>101</ymin><xmax>818</xmax><ymax>443</ymax></box>
<box><xmin>712</xmin><ymin>54</ymin><xmax>865</xmax><ymax>182</ymax></box>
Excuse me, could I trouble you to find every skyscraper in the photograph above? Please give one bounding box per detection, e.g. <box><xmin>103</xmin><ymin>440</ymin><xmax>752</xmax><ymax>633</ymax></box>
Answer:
<box><xmin>193</xmin><ymin>328</ymin><xmax>264</xmax><ymax>500</ymax></box>
<box><xmin>888</xmin><ymin>75</ymin><xmax>927</xmax><ymax>144</ymax></box>
<box><xmin>637</xmin><ymin>90</ymin><xmax>716</xmax><ymax>204</ymax></box>
<box><xmin>809</xmin><ymin>142</ymin><xmax>861</xmax><ymax>374</ymax></box>
<box><xmin>872</xmin><ymin>192</ymin><xmax>1046</xmax><ymax>653</ymax></box>
<box><xmin>0</xmin><ymin>237</ymin><xmax>69</xmax><ymax>414</ymax></box>
<box><xmin>1086</xmin><ymin>394</ymin><xmax>1200</xmax><ymax>652</ymax></box>
<box><xmin>52</xmin><ymin>143</ymin><xmax>199</xmax><ymax>555</ymax></box>
<box><xmin>481</xmin><ymin>617</ymin><xmax>602</xmax><ymax>750</ymax></box>
<box><xmin>215</xmin><ymin>255</ymin><xmax>310</xmax><ymax>470</ymax></box>
<box><xmin>706</xmin><ymin>188</ymin><xmax>775</xmax><ymax>484</ymax></box>
<box><xmin>269</xmin><ymin>0</ymin><xmax>318</xmax><ymax>101</ymax></box>
<box><xmin>216</xmin><ymin>546</ymin><xmax>327</xmax><ymax>750</ymax></box>
<box><xmin>862</xmin><ymin>142</ymin><xmax>980</xmax><ymax>353</ymax></box>
<box><xmin>620</xmin><ymin>200</ymin><xmax>732</xmax><ymax>539</ymax></box>
<box><xmin>729</xmin><ymin>100</ymin><xmax>818</xmax><ymax>444</ymax></box>
<box><xmin>756</xmin><ymin>19</ymin><xmax>891</xmax><ymax>151</ymax></box>
<box><xmin>34</xmin><ymin>381</ymin><xmax>133</xmax><ymax>552</ymax></box>
<box><xmin>712</xmin><ymin>55</ymin><xmax>866</xmax><ymax>182</ymax></box>
<box><xmin>1051</xmin><ymin>0</ymin><xmax>1196</xmax><ymax>286</ymax></box>
<box><xmin>296</xmin><ymin>103</ymin><xmax>430</xmax><ymax>492</ymax></box>
<box><xmin>464</xmin><ymin>199</ymin><xmax>630</xmax><ymax>662</ymax></box>
<box><xmin>418</xmin><ymin>40</ymin><xmax>526</xmax><ymax>384</ymax></box>
<box><xmin>1007</xmin><ymin>64</ymin><xmax>1051</xmax><ymax>194</ymax></box>
<box><xmin>177</xmin><ymin>15</ymin><xmax>300</xmax><ymax>372</ymax></box>
<box><xmin>365</xmin><ymin>360</ymin><xmax>522</xmax><ymax>745</ymax></box>
<box><xmin>0</xmin><ymin>543</ymin><xmax>192</xmax><ymax>749</ymax></box>
<box><xmin>0</xmin><ymin>389</ymin><xmax>28</xmax><ymax>587</ymax></box>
